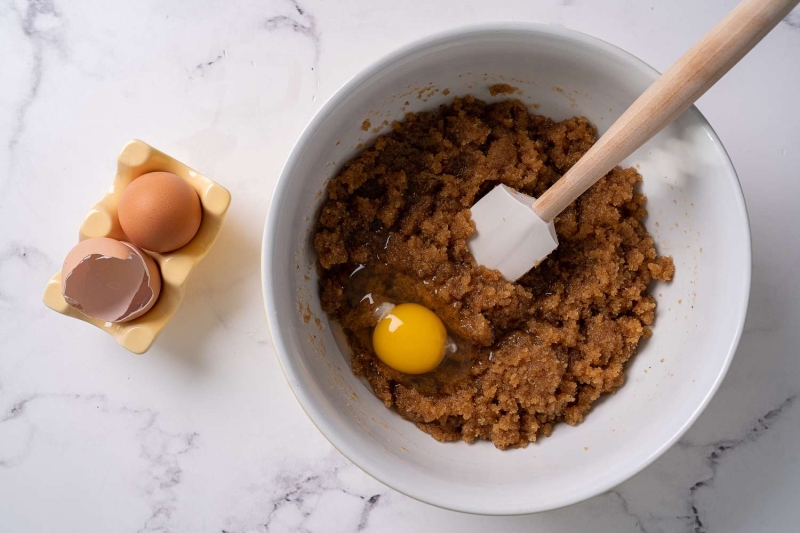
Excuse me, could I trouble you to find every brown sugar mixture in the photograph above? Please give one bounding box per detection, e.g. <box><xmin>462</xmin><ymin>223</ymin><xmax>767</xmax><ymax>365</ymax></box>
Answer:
<box><xmin>488</xmin><ymin>83</ymin><xmax>519</xmax><ymax>96</ymax></box>
<box><xmin>314</xmin><ymin>97</ymin><xmax>674</xmax><ymax>449</ymax></box>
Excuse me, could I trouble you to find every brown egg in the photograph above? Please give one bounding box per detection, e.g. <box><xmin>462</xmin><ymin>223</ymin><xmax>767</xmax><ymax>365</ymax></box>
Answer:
<box><xmin>61</xmin><ymin>238</ymin><xmax>161</xmax><ymax>323</ymax></box>
<box><xmin>118</xmin><ymin>171</ymin><xmax>202</xmax><ymax>253</ymax></box>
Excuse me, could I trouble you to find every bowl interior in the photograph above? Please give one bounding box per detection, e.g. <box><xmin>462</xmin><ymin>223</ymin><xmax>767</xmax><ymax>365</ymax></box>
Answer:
<box><xmin>263</xmin><ymin>26</ymin><xmax>750</xmax><ymax>514</ymax></box>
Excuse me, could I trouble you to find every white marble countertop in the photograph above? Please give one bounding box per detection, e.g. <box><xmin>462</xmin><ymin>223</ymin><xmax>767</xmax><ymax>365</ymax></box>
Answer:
<box><xmin>2</xmin><ymin>0</ymin><xmax>799</xmax><ymax>531</ymax></box>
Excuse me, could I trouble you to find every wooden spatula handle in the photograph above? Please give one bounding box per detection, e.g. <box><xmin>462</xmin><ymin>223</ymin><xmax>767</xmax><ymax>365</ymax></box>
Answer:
<box><xmin>532</xmin><ymin>0</ymin><xmax>798</xmax><ymax>222</ymax></box>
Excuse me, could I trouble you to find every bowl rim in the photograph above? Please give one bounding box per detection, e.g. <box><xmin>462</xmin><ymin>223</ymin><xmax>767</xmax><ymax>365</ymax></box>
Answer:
<box><xmin>261</xmin><ymin>22</ymin><xmax>752</xmax><ymax>515</ymax></box>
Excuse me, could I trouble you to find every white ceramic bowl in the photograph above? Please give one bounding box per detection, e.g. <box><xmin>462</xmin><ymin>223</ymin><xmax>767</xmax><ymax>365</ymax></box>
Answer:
<box><xmin>262</xmin><ymin>24</ymin><xmax>751</xmax><ymax>515</ymax></box>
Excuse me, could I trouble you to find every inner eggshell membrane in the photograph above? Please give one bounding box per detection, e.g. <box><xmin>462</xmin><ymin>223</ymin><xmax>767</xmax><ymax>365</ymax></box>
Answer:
<box><xmin>62</xmin><ymin>239</ymin><xmax>161</xmax><ymax>323</ymax></box>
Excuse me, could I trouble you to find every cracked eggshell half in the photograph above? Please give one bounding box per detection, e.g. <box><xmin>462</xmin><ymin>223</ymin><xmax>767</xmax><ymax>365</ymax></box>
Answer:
<box><xmin>61</xmin><ymin>237</ymin><xmax>161</xmax><ymax>323</ymax></box>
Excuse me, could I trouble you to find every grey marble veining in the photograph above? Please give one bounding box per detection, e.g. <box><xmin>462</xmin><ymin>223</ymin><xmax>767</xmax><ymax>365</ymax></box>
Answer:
<box><xmin>683</xmin><ymin>395</ymin><xmax>797</xmax><ymax>533</ymax></box>
<box><xmin>5</xmin><ymin>0</ymin><xmax>65</xmax><ymax>156</ymax></box>
<box><xmin>601</xmin><ymin>394</ymin><xmax>799</xmax><ymax>533</ymax></box>
<box><xmin>236</xmin><ymin>457</ymin><xmax>385</xmax><ymax>532</ymax></box>
<box><xmin>0</xmin><ymin>393</ymin><xmax>199</xmax><ymax>532</ymax></box>
<box><xmin>264</xmin><ymin>0</ymin><xmax>321</xmax><ymax>97</ymax></box>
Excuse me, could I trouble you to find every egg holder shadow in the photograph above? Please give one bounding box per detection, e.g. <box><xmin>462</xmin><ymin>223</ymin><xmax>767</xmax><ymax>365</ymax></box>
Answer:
<box><xmin>42</xmin><ymin>139</ymin><xmax>231</xmax><ymax>354</ymax></box>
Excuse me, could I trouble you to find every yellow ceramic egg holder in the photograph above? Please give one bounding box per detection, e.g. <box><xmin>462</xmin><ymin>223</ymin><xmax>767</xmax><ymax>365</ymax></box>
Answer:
<box><xmin>42</xmin><ymin>139</ymin><xmax>231</xmax><ymax>354</ymax></box>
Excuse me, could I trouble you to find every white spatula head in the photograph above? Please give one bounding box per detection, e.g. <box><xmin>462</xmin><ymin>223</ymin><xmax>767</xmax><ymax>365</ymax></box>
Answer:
<box><xmin>467</xmin><ymin>184</ymin><xmax>558</xmax><ymax>281</ymax></box>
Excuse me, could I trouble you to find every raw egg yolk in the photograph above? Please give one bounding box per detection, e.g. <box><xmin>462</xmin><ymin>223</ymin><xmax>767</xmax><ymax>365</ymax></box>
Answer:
<box><xmin>372</xmin><ymin>303</ymin><xmax>447</xmax><ymax>374</ymax></box>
